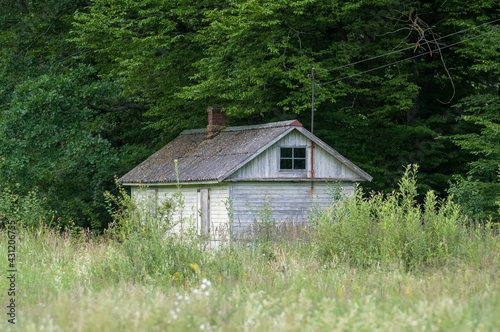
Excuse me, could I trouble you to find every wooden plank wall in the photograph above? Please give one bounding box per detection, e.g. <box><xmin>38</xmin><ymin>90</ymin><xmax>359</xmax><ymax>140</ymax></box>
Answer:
<box><xmin>228</xmin><ymin>130</ymin><xmax>360</xmax><ymax>180</ymax></box>
<box><xmin>230</xmin><ymin>181</ymin><xmax>355</xmax><ymax>237</ymax></box>
<box><xmin>131</xmin><ymin>184</ymin><xmax>230</xmax><ymax>241</ymax></box>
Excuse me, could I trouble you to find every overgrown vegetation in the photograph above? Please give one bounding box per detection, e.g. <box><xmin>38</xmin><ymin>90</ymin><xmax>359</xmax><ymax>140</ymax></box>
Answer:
<box><xmin>1</xmin><ymin>168</ymin><xmax>499</xmax><ymax>331</ymax></box>
<box><xmin>312</xmin><ymin>165</ymin><xmax>498</xmax><ymax>270</ymax></box>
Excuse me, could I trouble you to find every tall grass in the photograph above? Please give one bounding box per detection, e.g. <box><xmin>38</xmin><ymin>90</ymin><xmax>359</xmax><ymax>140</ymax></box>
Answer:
<box><xmin>311</xmin><ymin>165</ymin><xmax>497</xmax><ymax>270</ymax></box>
<box><xmin>1</xmin><ymin>222</ymin><xmax>499</xmax><ymax>331</ymax></box>
<box><xmin>1</xmin><ymin>166</ymin><xmax>499</xmax><ymax>331</ymax></box>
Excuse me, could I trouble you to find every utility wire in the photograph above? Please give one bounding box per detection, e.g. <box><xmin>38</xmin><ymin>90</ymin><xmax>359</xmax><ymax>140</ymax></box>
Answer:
<box><xmin>324</xmin><ymin>17</ymin><xmax>500</xmax><ymax>73</ymax></box>
<box><xmin>323</xmin><ymin>29</ymin><xmax>496</xmax><ymax>84</ymax></box>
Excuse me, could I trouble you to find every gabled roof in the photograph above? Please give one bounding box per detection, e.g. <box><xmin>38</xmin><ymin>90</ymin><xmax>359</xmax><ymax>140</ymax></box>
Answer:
<box><xmin>119</xmin><ymin>120</ymin><xmax>372</xmax><ymax>184</ymax></box>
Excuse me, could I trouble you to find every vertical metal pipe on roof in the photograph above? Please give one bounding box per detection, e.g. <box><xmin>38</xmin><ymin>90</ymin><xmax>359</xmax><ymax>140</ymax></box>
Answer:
<box><xmin>310</xmin><ymin>68</ymin><xmax>316</xmax><ymax>194</ymax></box>
<box><xmin>311</xmin><ymin>67</ymin><xmax>315</xmax><ymax>135</ymax></box>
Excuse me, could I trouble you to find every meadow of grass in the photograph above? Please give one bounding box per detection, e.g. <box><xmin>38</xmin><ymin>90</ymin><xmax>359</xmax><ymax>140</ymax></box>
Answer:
<box><xmin>1</xmin><ymin>167</ymin><xmax>499</xmax><ymax>331</ymax></box>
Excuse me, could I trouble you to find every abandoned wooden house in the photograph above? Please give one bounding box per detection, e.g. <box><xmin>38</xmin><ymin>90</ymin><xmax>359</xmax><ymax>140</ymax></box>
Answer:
<box><xmin>119</xmin><ymin>107</ymin><xmax>372</xmax><ymax>241</ymax></box>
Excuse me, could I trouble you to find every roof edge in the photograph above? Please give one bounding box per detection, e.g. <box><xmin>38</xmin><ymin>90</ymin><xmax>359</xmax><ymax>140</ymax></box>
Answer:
<box><xmin>180</xmin><ymin>119</ymin><xmax>302</xmax><ymax>135</ymax></box>
<box><xmin>122</xmin><ymin>180</ymin><xmax>220</xmax><ymax>186</ymax></box>
<box><xmin>224</xmin><ymin>177</ymin><xmax>366</xmax><ymax>182</ymax></box>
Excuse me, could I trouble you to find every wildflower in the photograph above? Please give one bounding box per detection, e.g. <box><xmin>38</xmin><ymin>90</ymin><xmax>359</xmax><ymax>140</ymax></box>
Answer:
<box><xmin>200</xmin><ymin>325</ymin><xmax>205</xmax><ymax>330</ymax></box>
<box><xmin>205</xmin><ymin>291</ymin><xmax>210</xmax><ymax>296</ymax></box>
<box><xmin>190</xmin><ymin>263</ymin><xmax>200</xmax><ymax>274</ymax></box>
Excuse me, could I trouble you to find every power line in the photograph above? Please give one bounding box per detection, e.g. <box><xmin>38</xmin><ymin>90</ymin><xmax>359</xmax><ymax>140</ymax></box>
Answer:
<box><xmin>323</xmin><ymin>29</ymin><xmax>496</xmax><ymax>84</ymax></box>
<box><xmin>324</xmin><ymin>17</ymin><xmax>500</xmax><ymax>73</ymax></box>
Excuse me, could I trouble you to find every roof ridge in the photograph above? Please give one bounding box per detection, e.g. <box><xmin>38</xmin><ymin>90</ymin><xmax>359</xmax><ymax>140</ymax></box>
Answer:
<box><xmin>180</xmin><ymin>120</ymin><xmax>301</xmax><ymax>135</ymax></box>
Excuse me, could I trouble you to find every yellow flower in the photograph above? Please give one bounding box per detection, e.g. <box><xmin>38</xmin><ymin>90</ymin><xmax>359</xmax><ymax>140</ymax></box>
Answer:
<box><xmin>190</xmin><ymin>263</ymin><xmax>199</xmax><ymax>274</ymax></box>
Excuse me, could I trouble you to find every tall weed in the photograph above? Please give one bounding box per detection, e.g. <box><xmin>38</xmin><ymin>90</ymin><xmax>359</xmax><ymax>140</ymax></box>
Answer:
<box><xmin>104</xmin><ymin>181</ymin><xmax>205</xmax><ymax>281</ymax></box>
<box><xmin>312</xmin><ymin>165</ymin><xmax>492</xmax><ymax>270</ymax></box>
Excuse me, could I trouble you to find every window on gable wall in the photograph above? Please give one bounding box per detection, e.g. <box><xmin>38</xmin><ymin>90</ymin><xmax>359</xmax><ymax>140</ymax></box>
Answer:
<box><xmin>280</xmin><ymin>146</ymin><xmax>306</xmax><ymax>170</ymax></box>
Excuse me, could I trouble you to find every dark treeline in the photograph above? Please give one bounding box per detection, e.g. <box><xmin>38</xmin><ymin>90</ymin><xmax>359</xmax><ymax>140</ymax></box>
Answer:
<box><xmin>0</xmin><ymin>0</ymin><xmax>498</xmax><ymax>230</ymax></box>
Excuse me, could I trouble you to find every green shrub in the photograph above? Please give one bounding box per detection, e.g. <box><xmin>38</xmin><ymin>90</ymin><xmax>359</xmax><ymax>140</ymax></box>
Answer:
<box><xmin>312</xmin><ymin>165</ymin><xmax>486</xmax><ymax>270</ymax></box>
<box><xmin>0</xmin><ymin>185</ymin><xmax>57</xmax><ymax>229</ymax></box>
<box><xmin>104</xmin><ymin>180</ymin><xmax>205</xmax><ymax>282</ymax></box>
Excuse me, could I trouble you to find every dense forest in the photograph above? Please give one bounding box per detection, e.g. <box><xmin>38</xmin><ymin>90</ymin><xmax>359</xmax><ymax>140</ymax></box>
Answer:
<box><xmin>0</xmin><ymin>0</ymin><xmax>498</xmax><ymax>230</ymax></box>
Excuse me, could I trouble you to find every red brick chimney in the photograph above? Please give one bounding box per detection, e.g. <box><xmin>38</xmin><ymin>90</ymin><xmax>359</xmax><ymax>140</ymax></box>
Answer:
<box><xmin>207</xmin><ymin>106</ymin><xmax>226</xmax><ymax>138</ymax></box>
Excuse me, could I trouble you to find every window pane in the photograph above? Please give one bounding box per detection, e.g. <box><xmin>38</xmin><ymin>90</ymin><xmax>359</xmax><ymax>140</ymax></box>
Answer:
<box><xmin>294</xmin><ymin>147</ymin><xmax>306</xmax><ymax>158</ymax></box>
<box><xmin>281</xmin><ymin>147</ymin><xmax>292</xmax><ymax>158</ymax></box>
<box><xmin>280</xmin><ymin>158</ymin><xmax>293</xmax><ymax>169</ymax></box>
<box><xmin>294</xmin><ymin>159</ymin><xmax>306</xmax><ymax>169</ymax></box>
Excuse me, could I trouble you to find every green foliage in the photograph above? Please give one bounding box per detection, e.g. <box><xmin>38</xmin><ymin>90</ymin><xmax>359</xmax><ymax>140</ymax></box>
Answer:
<box><xmin>312</xmin><ymin>165</ymin><xmax>491</xmax><ymax>270</ymax></box>
<box><xmin>448</xmin><ymin>94</ymin><xmax>500</xmax><ymax>220</ymax></box>
<box><xmin>72</xmin><ymin>0</ymin><xmax>210</xmax><ymax>133</ymax></box>
<box><xmin>0</xmin><ymin>65</ymin><xmax>121</xmax><ymax>229</ymax></box>
<box><xmin>0</xmin><ymin>185</ymin><xmax>52</xmax><ymax>229</ymax></box>
<box><xmin>0</xmin><ymin>0</ymin><xmax>162</xmax><ymax>231</ymax></box>
<box><xmin>104</xmin><ymin>181</ymin><xmax>205</xmax><ymax>281</ymax></box>
<box><xmin>447</xmin><ymin>175</ymin><xmax>495</xmax><ymax>221</ymax></box>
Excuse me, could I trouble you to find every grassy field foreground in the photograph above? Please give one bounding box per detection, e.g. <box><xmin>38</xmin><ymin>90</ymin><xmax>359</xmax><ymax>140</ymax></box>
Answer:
<box><xmin>1</xmin><ymin>223</ymin><xmax>499</xmax><ymax>332</ymax></box>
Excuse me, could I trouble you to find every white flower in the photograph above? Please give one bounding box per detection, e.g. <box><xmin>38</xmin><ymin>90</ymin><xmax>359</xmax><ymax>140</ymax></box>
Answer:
<box><xmin>206</xmin><ymin>280</ymin><xmax>212</xmax><ymax>286</ymax></box>
<box><xmin>201</xmin><ymin>284</ymin><xmax>207</xmax><ymax>290</ymax></box>
<box><xmin>200</xmin><ymin>324</ymin><xmax>205</xmax><ymax>330</ymax></box>
<box><xmin>205</xmin><ymin>291</ymin><xmax>210</xmax><ymax>296</ymax></box>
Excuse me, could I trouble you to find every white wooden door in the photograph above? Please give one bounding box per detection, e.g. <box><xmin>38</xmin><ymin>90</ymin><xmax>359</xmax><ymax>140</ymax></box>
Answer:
<box><xmin>197</xmin><ymin>188</ymin><xmax>210</xmax><ymax>236</ymax></box>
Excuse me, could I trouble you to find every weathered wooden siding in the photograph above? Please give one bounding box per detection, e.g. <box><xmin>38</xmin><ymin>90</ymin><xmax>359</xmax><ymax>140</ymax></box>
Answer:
<box><xmin>229</xmin><ymin>181</ymin><xmax>355</xmax><ymax>236</ymax></box>
<box><xmin>227</xmin><ymin>130</ymin><xmax>308</xmax><ymax>179</ymax></box>
<box><xmin>227</xmin><ymin>129</ymin><xmax>360</xmax><ymax>180</ymax></box>
<box><xmin>131</xmin><ymin>184</ymin><xmax>230</xmax><ymax>241</ymax></box>
<box><xmin>313</xmin><ymin>143</ymin><xmax>360</xmax><ymax>179</ymax></box>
